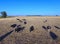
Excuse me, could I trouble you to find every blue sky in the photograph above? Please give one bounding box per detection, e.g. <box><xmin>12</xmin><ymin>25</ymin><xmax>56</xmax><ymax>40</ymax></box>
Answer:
<box><xmin>0</xmin><ymin>0</ymin><xmax>60</xmax><ymax>16</ymax></box>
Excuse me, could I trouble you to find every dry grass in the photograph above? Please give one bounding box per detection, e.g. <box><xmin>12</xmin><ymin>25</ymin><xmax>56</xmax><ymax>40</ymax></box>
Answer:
<box><xmin>0</xmin><ymin>16</ymin><xmax>60</xmax><ymax>44</ymax></box>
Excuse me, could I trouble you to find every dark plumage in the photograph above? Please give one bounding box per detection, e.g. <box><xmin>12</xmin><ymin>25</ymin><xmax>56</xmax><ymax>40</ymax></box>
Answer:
<box><xmin>42</xmin><ymin>26</ymin><xmax>47</xmax><ymax>30</ymax></box>
<box><xmin>17</xmin><ymin>25</ymin><xmax>21</xmax><ymax>27</ymax></box>
<box><xmin>11</xmin><ymin>24</ymin><xmax>17</xmax><ymax>28</ymax></box>
<box><xmin>22</xmin><ymin>19</ymin><xmax>27</xmax><ymax>24</ymax></box>
<box><xmin>49</xmin><ymin>31</ymin><xmax>58</xmax><ymax>40</ymax></box>
<box><xmin>24</xmin><ymin>21</ymin><xmax>27</xmax><ymax>24</ymax></box>
<box><xmin>15</xmin><ymin>27</ymin><xmax>25</xmax><ymax>32</ymax></box>
<box><xmin>16</xmin><ymin>18</ymin><xmax>23</xmax><ymax>22</ymax></box>
<box><xmin>17</xmin><ymin>18</ymin><xmax>20</xmax><ymax>20</ymax></box>
<box><xmin>30</xmin><ymin>26</ymin><xmax>34</xmax><ymax>32</ymax></box>
<box><xmin>47</xmin><ymin>26</ymin><xmax>51</xmax><ymax>29</ymax></box>
<box><xmin>54</xmin><ymin>26</ymin><xmax>60</xmax><ymax>29</ymax></box>
<box><xmin>42</xmin><ymin>26</ymin><xmax>51</xmax><ymax>31</ymax></box>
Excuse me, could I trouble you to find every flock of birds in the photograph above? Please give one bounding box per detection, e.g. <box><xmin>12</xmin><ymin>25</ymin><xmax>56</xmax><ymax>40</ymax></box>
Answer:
<box><xmin>10</xmin><ymin>18</ymin><xmax>60</xmax><ymax>40</ymax></box>
<box><xmin>11</xmin><ymin>18</ymin><xmax>34</xmax><ymax>32</ymax></box>
<box><xmin>0</xmin><ymin>18</ymin><xmax>60</xmax><ymax>43</ymax></box>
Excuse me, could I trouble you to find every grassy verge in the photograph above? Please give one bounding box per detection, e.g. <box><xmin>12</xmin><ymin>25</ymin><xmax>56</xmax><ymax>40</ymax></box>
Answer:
<box><xmin>0</xmin><ymin>16</ymin><xmax>14</xmax><ymax>19</ymax></box>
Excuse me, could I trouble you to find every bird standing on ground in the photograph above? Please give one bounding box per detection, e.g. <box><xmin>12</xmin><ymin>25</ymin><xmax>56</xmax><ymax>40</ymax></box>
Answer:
<box><xmin>16</xmin><ymin>18</ymin><xmax>23</xmax><ymax>22</ymax></box>
<box><xmin>30</xmin><ymin>26</ymin><xmax>34</xmax><ymax>32</ymax></box>
<box><xmin>54</xmin><ymin>26</ymin><xmax>60</xmax><ymax>29</ymax></box>
<box><xmin>11</xmin><ymin>24</ymin><xmax>17</xmax><ymax>28</ymax></box>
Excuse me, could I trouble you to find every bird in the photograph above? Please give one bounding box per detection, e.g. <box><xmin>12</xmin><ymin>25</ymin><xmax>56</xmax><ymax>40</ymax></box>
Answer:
<box><xmin>42</xmin><ymin>26</ymin><xmax>51</xmax><ymax>31</ymax></box>
<box><xmin>11</xmin><ymin>24</ymin><xmax>17</xmax><ymax>28</ymax></box>
<box><xmin>17</xmin><ymin>25</ymin><xmax>21</xmax><ymax>27</ymax></box>
<box><xmin>30</xmin><ymin>26</ymin><xmax>34</xmax><ymax>32</ymax></box>
<box><xmin>54</xmin><ymin>26</ymin><xmax>60</xmax><ymax>29</ymax></box>
<box><xmin>47</xmin><ymin>26</ymin><xmax>51</xmax><ymax>29</ymax></box>
<box><xmin>15</xmin><ymin>27</ymin><xmax>25</xmax><ymax>32</ymax></box>
<box><xmin>42</xmin><ymin>26</ymin><xmax>47</xmax><ymax>30</ymax></box>
<box><xmin>24</xmin><ymin>21</ymin><xmax>27</xmax><ymax>24</ymax></box>
<box><xmin>16</xmin><ymin>18</ymin><xmax>20</xmax><ymax>20</ymax></box>
<box><xmin>16</xmin><ymin>18</ymin><xmax>23</xmax><ymax>22</ymax></box>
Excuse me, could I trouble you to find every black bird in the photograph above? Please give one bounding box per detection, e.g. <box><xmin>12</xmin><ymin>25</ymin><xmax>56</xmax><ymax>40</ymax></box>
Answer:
<box><xmin>42</xmin><ymin>26</ymin><xmax>47</xmax><ymax>30</ymax></box>
<box><xmin>15</xmin><ymin>27</ymin><xmax>25</xmax><ymax>32</ymax></box>
<box><xmin>24</xmin><ymin>21</ymin><xmax>27</xmax><ymax>24</ymax></box>
<box><xmin>42</xmin><ymin>26</ymin><xmax>51</xmax><ymax>31</ymax></box>
<box><xmin>30</xmin><ymin>26</ymin><xmax>34</xmax><ymax>32</ymax></box>
<box><xmin>17</xmin><ymin>25</ymin><xmax>21</xmax><ymax>27</ymax></box>
<box><xmin>49</xmin><ymin>31</ymin><xmax>58</xmax><ymax>40</ymax></box>
<box><xmin>47</xmin><ymin>26</ymin><xmax>51</xmax><ymax>29</ymax></box>
<box><xmin>54</xmin><ymin>26</ymin><xmax>60</xmax><ymax>29</ymax></box>
<box><xmin>22</xmin><ymin>19</ymin><xmax>27</xmax><ymax>24</ymax></box>
<box><xmin>16</xmin><ymin>18</ymin><xmax>23</xmax><ymax>22</ymax></box>
<box><xmin>17</xmin><ymin>18</ymin><xmax>20</xmax><ymax>20</ymax></box>
<box><xmin>11</xmin><ymin>24</ymin><xmax>17</xmax><ymax>28</ymax></box>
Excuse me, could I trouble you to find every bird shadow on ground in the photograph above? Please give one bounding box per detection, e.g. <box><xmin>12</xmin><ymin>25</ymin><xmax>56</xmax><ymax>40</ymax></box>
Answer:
<box><xmin>49</xmin><ymin>31</ymin><xmax>58</xmax><ymax>40</ymax></box>
<box><xmin>0</xmin><ymin>30</ymin><xmax>14</xmax><ymax>41</ymax></box>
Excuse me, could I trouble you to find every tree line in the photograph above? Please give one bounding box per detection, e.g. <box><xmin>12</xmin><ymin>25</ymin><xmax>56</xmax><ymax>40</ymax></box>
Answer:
<box><xmin>0</xmin><ymin>11</ymin><xmax>7</xmax><ymax>18</ymax></box>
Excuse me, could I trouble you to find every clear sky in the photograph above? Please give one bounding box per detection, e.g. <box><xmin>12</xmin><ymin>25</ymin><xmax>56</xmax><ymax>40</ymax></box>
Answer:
<box><xmin>0</xmin><ymin>0</ymin><xmax>60</xmax><ymax>16</ymax></box>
